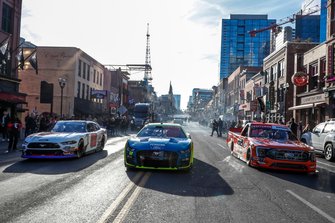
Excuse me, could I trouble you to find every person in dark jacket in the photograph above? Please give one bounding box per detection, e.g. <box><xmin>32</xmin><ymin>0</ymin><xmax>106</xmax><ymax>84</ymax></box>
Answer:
<box><xmin>288</xmin><ymin>117</ymin><xmax>298</xmax><ymax>136</ymax></box>
<box><xmin>7</xmin><ymin>117</ymin><xmax>22</xmax><ymax>152</ymax></box>
<box><xmin>218</xmin><ymin>118</ymin><xmax>223</xmax><ymax>137</ymax></box>
<box><xmin>210</xmin><ymin>119</ymin><xmax>219</xmax><ymax>137</ymax></box>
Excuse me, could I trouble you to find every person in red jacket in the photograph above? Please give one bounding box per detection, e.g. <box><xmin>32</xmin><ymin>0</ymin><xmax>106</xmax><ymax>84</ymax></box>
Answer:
<box><xmin>7</xmin><ymin>117</ymin><xmax>22</xmax><ymax>152</ymax></box>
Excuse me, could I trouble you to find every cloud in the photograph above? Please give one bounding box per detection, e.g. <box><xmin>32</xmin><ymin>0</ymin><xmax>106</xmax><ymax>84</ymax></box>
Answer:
<box><xmin>187</xmin><ymin>0</ymin><xmax>302</xmax><ymax>26</ymax></box>
<box><xmin>202</xmin><ymin>54</ymin><xmax>218</xmax><ymax>62</ymax></box>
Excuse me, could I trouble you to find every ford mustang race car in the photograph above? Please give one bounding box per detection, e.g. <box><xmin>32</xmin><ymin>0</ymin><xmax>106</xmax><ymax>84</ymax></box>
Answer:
<box><xmin>22</xmin><ymin>120</ymin><xmax>107</xmax><ymax>159</ymax></box>
<box><xmin>124</xmin><ymin>123</ymin><xmax>193</xmax><ymax>171</ymax></box>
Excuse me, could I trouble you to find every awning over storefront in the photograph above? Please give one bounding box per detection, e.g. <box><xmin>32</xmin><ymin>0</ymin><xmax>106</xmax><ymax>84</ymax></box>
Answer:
<box><xmin>288</xmin><ymin>102</ymin><xmax>327</xmax><ymax>111</ymax></box>
<box><xmin>288</xmin><ymin>104</ymin><xmax>313</xmax><ymax>110</ymax></box>
<box><xmin>0</xmin><ymin>91</ymin><xmax>27</xmax><ymax>104</ymax></box>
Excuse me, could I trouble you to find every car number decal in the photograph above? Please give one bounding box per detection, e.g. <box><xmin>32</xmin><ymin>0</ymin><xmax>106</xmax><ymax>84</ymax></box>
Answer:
<box><xmin>90</xmin><ymin>133</ymin><xmax>97</xmax><ymax>147</ymax></box>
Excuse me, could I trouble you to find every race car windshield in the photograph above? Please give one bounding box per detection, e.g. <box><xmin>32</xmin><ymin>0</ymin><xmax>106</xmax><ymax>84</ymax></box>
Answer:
<box><xmin>137</xmin><ymin>126</ymin><xmax>187</xmax><ymax>138</ymax></box>
<box><xmin>250</xmin><ymin>128</ymin><xmax>297</xmax><ymax>141</ymax></box>
<box><xmin>52</xmin><ymin>122</ymin><xmax>87</xmax><ymax>133</ymax></box>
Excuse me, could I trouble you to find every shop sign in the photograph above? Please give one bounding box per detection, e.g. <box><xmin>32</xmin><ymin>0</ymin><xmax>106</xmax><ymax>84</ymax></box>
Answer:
<box><xmin>250</xmin><ymin>100</ymin><xmax>258</xmax><ymax>112</ymax></box>
<box><xmin>291</xmin><ymin>72</ymin><xmax>309</xmax><ymax>87</ymax></box>
<box><xmin>301</xmin><ymin>94</ymin><xmax>325</xmax><ymax>104</ymax></box>
<box><xmin>91</xmin><ymin>90</ymin><xmax>107</xmax><ymax>99</ymax></box>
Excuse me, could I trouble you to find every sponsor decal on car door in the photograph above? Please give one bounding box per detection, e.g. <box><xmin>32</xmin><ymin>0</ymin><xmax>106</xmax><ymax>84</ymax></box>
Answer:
<box><xmin>90</xmin><ymin>133</ymin><xmax>98</xmax><ymax>148</ymax></box>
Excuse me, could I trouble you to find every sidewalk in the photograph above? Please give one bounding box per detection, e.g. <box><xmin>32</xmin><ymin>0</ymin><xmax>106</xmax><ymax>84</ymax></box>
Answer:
<box><xmin>0</xmin><ymin>139</ymin><xmax>24</xmax><ymax>155</ymax></box>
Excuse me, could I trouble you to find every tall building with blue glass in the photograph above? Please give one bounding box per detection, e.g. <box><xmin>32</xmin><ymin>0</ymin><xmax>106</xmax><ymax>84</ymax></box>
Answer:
<box><xmin>320</xmin><ymin>0</ymin><xmax>327</xmax><ymax>42</ymax></box>
<box><xmin>295</xmin><ymin>15</ymin><xmax>320</xmax><ymax>43</ymax></box>
<box><xmin>219</xmin><ymin>14</ymin><xmax>275</xmax><ymax>80</ymax></box>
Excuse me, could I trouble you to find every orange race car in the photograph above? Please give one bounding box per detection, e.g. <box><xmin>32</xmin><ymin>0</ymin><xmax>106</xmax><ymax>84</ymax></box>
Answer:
<box><xmin>227</xmin><ymin>122</ymin><xmax>316</xmax><ymax>172</ymax></box>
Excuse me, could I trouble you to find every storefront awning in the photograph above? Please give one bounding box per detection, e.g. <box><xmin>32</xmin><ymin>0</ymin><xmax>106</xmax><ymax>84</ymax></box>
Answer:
<box><xmin>0</xmin><ymin>91</ymin><xmax>27</xmax><ymax>104</ymax></box>
<box><xmin>288</xmin><ymin>104</ymin><xmax>313</xmax><ymax>110</ymax></box>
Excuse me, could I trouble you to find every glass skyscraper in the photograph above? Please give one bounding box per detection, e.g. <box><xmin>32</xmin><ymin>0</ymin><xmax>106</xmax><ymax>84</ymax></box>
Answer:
<box><xmin>295</xmin><ymin>15</ymin><xmax>320</xmax><ymax>43</ymax></box>
<box><xmin>219</xmin><ymin>14</ymin><xmax>275</xmax><ymax>80</ymax></box>
<box><xmin>320</xmin><ymin>0</ymin><xmax>327</xmax><ymax>42</ymax></box>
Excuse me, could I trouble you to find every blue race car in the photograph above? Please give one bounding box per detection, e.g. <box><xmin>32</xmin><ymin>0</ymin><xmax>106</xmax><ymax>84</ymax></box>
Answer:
<box><xmin>124</xmin><ymin>123</ymin><xmax>193</xmax><ymax>171</ymax></box>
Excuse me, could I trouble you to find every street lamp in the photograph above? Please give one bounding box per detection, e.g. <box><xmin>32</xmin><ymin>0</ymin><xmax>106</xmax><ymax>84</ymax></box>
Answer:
<box><xmin>58</xmin><ymin>77</ymin><xmax>66</xmax><ymax>118</ymax></box>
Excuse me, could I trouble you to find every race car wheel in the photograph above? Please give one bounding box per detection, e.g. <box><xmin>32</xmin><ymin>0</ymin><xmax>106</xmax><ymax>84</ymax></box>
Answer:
<box><xmin>246</xmin><ymin>148</ymin><xmax>252</xmax><ymax>167</ymax></box>
<box><xmin>76</xmin><ymin>141</ymin><xmax>85</xmax><ymax>158</ymax></box>
<box><xmin>324</xmin><ymin>143</ymin><xmax>335</xmax><ymax>161</ymax></box>
<box><xmin>97</xmin><ymin>137</ymin><xmax>105</xmax><ymax>152</ymax></box>
<box><xmin>230</xmin><ymin>142</ymin><xmax>234</xmax><ymax>154</ymax></box>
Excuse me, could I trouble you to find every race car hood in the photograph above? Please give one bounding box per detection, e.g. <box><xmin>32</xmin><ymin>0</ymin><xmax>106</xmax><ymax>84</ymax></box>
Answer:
<box><xmin>128</xmin><ymin>137</ymin><xmax>191</xmax><ymax>151</ymax></box>
<box><xmin>249</xmin><ymin>137</ymin><xmax>313</xmax><ymax>151</ymax></box>
<box><xmin>25</xmin><ymin>132</ymin><xmax>85</xmax><ymax>142</ymax></box>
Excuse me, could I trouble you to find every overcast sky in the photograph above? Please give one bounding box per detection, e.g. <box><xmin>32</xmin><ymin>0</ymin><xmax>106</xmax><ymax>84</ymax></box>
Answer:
<box><xmin>21</xmin><ymin>0</ymin><xmax>305</xmax><ymax>109</ymax></box>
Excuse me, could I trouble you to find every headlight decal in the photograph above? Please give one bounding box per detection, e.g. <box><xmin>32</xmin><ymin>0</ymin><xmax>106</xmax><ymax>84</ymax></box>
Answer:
<box><xmin>61</xmin><ymin>140</ymin><xmax>77</xmax><ymax>145</ymax></box>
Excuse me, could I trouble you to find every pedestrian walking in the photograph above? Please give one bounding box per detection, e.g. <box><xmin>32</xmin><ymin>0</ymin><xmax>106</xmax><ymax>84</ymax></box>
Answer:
<box><xmin>210</xmin><ymin>119</ymin><xmax>219</xmax><ymax>137</ymax></box>
<box><xmin>1</xmin><ymin>112</ymin><xmax>9</xmax><ymax>141</ymax></box>
<box><xmin>218</xmin><ymin>118</ymin><xmax>223</xmax><ymax>137</ymax></box>
<box><xmin>288</xmin><ymin>117</ymin><xmax>298</xmax><ymax>136</ymax></box>
<box><xmin>7</xmin><ymin>117</ymin><xmax>22</xmax><ymax>152</ymax></box>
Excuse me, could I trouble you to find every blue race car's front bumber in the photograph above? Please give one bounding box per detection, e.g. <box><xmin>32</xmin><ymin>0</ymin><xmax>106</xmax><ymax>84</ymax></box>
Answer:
<box><xmin>124</xmin><ymin>141</ymin><xmax>194</xmax><ymax>170</ymax></box>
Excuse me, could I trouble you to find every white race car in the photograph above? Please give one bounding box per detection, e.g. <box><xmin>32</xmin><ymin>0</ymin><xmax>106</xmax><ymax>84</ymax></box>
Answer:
<box><xmin>22</xmin><ymin>120</ymin><xmax>107</xmax><ymax>159</ymax></box>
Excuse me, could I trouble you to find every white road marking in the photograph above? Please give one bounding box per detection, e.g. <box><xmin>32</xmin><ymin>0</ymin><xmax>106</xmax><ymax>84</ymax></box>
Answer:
<box><xmin>97</xmin><ymin>171</ymin><xmax>144</xmax><ymax>223</ymax></box>
<box><xmin>222</xmin><ymin>156</ymin><xmax>245</xmax><ymax>172</ymax></box>
<box><xmin>286</xmin><ymin>190</ymin><xmax>335</xmax><ymax>223</ymax></box>
<box><xmin>317</xmin><ymin>160</ymin><xmax>335</xmax><ymax>168</ymax></box>
<box><xmin>113</xmin><ymin>172</ymin><xmax>151</xmax><ymax>223</ymax></box>
<box><xmin>218</xmin><ymin>143</ymin><xmax>227</xmax><ymax>150</ymax></box>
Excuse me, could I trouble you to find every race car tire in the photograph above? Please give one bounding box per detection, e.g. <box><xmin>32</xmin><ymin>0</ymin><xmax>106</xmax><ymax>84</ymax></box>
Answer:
<box><xmin>76</xmin><ymin>140</ymin><xmax>85</xmax><ymax>158</ymax></box>
<box><xmin>324</xmin><ymin>143</ymin><xmax>335</xmax><ymax>161</ymax></box>
<box><xmin>97</xmin><ymin>136</ymin><xmax>105</xmax><ymax>152</ymax></box>
<box><xmin>230</xmin><ymin>142</ymin><xmax>234</xmax><ymax>154</ymax></box>
<box><xmin>246</xmin><ymin>148</ymin><xmax>253</xmax><ymax>167</ymax></box>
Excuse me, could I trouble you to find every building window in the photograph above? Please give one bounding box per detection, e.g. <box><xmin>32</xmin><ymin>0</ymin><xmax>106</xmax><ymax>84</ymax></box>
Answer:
<box><xmin>1</xmin><ymin>3</ymin><xmax>12</xmax><ymax>33</ymax></box>
<box><xmin>83</xmin><ymin>62</ymin><xmax>86</xmax><ymax>79</ymax></box>
<box><xmin>278</xmin><ymin>60</ymin><xmax>284</xmax><ymax>78</ymax></box>
<box><xmin>93</xmin><ymin>70</ymin><xmax>96</xmax><ymax>83</ymax></box>
<box><xmin>87</xmin><ymin>65</ymin><xmax>90</xmax><ymax>81</ymax></box>
<box><xmin>78</xmin><ymin>60</ymin><xmax>81</xmax><ymax>77</ymax></box>
<box><xmin>82</xmin><ymin>83</ymin><xmax>85</xmax><ymax>99</ymax></box>
<box><xmin>100</xmin><ymin>73</ymin><xmax>102</xmax><ymax>85</ymax></box>
<box><xmin>309</xmin><ymin>62</ymin><xmax>318</xmax><ymax>90</ymax></box>
<box><xmin>271</xmin><ymin>64</ymin><xmax>277</xmax><ymax>81</ymax></box>
<box><xmin>77</xmin><ymin>81</ymin><xmax>81</xmax><ymax>98</ymax></box>
<box><xmin>86</xmin><ymin>84</ymin><xmax>89</xmax><ymax>100</ymax></box>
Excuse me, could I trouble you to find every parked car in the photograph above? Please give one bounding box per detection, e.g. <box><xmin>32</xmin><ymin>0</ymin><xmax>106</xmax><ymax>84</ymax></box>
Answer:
<box><xmin>173</xmin><ymin>118</ymin><xmax>184</xmax><ymax>125</ymax></box>
<box><xmin>22</xmin><ymin>120</ymin><xmax>107</xmax><ymax>159</ymax></box>
<box><xmin>301</xmin><ymin>120</ymin><xmax>335</xmax><ymax>161</ymax></box>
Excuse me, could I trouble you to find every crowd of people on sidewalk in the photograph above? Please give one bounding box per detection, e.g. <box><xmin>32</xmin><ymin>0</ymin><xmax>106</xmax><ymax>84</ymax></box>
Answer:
<box><xmin>0</xmin><ymin>111</ymin><xmax>134</xmax><ymax>153</ymax></box>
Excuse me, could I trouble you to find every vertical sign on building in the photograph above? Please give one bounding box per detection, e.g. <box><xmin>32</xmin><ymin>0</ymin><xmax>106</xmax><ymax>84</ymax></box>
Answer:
<box><xmin>328</xmin><ymin>44</ymin><xmax>334</xmax><ymax>76</ymax></box>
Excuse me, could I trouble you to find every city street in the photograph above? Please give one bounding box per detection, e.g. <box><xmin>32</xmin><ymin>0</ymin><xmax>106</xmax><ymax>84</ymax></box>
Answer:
<box><xmin>0</xmin><ymin>122</ymin><xmax>335</xmax><ymax>223</ymax></box>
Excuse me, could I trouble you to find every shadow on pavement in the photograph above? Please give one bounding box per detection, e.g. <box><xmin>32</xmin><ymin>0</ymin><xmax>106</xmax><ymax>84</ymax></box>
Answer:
<box><xmin>127</xmin><ymin>158</ymin><xmax>234</xmax><ymax>197</ymax></box>
<box><xmin>2</xmin><ymin>150</ymin><xmax>108</xmax><ymax>175</ymax></box>
<box><xmin>259</xmin><ymin>165</ymin><xmax>335</xmax><ymax>193</ymax></box>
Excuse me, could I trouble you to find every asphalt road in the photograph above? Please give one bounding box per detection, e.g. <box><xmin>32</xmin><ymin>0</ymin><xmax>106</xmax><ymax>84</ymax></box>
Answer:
<box><xmin>0</xmin><ymin>122</ymin><xmax>335</xmax><ymax>223</ymax></box>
